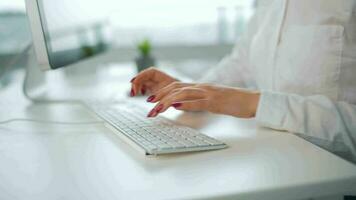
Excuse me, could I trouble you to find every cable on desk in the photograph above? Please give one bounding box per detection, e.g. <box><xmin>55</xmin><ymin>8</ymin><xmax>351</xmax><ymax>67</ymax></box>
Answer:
<box><xmin>0</xmin><ymin>118</ymin><xmax>105</xmax><ymax>125</ymax></box>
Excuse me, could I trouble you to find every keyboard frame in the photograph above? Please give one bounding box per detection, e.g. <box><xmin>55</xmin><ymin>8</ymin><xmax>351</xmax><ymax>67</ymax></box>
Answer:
<box><xmin>86</xmin><ymin>102</ymin><xmax>228</xmax><ymax>155</ymax></box>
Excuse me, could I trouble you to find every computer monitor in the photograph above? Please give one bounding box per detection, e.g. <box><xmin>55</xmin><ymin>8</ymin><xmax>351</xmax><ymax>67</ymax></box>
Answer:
<box><xmin>25</xmin><ymin>0</ymin><xmax>111</xmax><ymax>70</ymax></box>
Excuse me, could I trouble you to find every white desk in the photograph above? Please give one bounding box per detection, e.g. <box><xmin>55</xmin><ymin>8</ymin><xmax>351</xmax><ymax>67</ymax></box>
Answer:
<box><xmin>0</xmin><ymin>67</ymin><xmax>356</xmax><ymax>200</ymax></box>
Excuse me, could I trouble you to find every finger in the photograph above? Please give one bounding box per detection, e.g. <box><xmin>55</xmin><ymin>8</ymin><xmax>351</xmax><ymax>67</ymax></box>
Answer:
<box><xmin>131</xmin><ymin>67</ymin><xmax>157</xmax><ymax>96</ymax></box>
<box><xmin>149</xmin><ymin>81</ymin><xmax>183</xmax><ymax>102</ymax></box>
<box><xmin>148</xmin><ymin>88</ymin><xmax>206</xmax><ymax>117</ymax></box>
<box><xmin>147</xmin><ymin>89</ymin><xmax>181</xmax><ymax>117</ymax></box>
<box><xmin>134</xmin><ymin>81</ymin><xmax>158</xmax><ymax>95</ymax></box>
<box><xmin>148</xmin><ymin>82</ymin><xmax>194</xmax><ymax>103</ymax></box>
<box><xmin>139</xmin><ymin>81</ymin><xmax>157</xmax><ymax>96</ymax></box>
<box><xmin>171</xmin><ymin>99</ymin><xmax>209</xmax><ymax>112</ymax></box>
<box><xmin>140</xmin><ymin>81</ymin><xmax>167</xmax><ymax>95</ymax></box>
<box><xmin>142</xmin><ymin>81</ymin><xmax>155</xmax><ymax>94</ymax></box>
<box><xmin>140</xmin><ymin>85</ymin><xmax>146</xmax><ymax>95</ymax></box>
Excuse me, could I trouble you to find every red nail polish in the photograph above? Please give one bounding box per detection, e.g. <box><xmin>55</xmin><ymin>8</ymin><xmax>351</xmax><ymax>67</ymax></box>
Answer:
<box><xmin>130</xmin><ymin>77</ymin><xmax>136</xmax><ymax>83</ymax></box>
<box><xmin>146</xmin><ymin>95</ymin><xmax>155</xmax><ymax>102</ymax></box>
<box><xmin>155</xmin><ymin>104</ymin><xmax>164</xmax><ymax>113</ymax></box>
<box><xmin>147</xmin><ymin>109</ymin><xmax>155</xmax><ymax>117</ymax></box>
<box><xmin>141</xmin><ymin>88</ymin><xmax>146</xmax><ymax>95</ymax></box>
<box><xmin>172</xmin><ymin>102</ymin><xmax>182</xmax><ymax>108</ymax></box>
<box><xmin>130</xmin><ymin>88</ymin><xmax>135</xmax><ymax>97</ymax></box>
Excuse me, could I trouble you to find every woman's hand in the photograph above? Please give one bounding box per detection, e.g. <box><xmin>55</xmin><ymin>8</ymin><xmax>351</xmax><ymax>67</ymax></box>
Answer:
<box><xmin>130</xmin><ymin>67</ymin><xmax>178</xmax><ymax>96</ymax></box>
<box><xmin>145</xmin><ymin>83</ymin><xmax>260</xmax><ymax>118</ymax></box>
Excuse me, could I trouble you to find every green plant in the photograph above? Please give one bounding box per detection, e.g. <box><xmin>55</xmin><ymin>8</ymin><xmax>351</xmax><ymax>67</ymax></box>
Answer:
<box><xmin>137</xmin><ymin>39</ymin><xmax>152</xmax><ymax>57</ymax></box>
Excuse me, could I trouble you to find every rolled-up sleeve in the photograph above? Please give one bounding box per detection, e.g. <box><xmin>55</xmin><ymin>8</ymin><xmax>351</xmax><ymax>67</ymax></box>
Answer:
<box><xmin>256</xmin><ymin>91</ymin><xmax>356</xmax><ymax>163</ymax></box>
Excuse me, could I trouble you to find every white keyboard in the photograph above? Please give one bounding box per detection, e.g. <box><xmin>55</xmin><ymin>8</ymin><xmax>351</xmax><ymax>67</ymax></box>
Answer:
<box><xmin>87</xmin><ymin>102</ymin><xmax>227</xmax><ymax>155</ymax></box>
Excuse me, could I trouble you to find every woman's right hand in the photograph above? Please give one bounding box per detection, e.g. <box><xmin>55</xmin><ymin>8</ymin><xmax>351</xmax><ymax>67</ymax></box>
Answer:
<box><xmin>130</xmin><ymin>67</ymin><xmax>178</xmax><ymax>96</ymax></box>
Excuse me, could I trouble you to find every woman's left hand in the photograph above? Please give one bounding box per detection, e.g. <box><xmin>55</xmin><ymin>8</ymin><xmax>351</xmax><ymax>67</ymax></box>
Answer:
<box><xmin>145</xmin><ymin>82</ymin><xmax>260</xmax><ymax>118</ymax></box>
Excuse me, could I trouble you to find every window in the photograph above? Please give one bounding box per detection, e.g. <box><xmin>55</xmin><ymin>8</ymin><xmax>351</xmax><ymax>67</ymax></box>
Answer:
<box><xmin>107</xmin><ymin>0</ymin><xmax>255</xmax><ymax>47</ymax></box>
<box><xmin>0</xmin><ymin>0</ymin><xmax>256</xmax><ymax>78</ymax></box>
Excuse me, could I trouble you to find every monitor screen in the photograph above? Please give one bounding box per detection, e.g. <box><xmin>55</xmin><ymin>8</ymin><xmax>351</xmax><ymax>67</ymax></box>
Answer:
<box><xmin>37</xmin><ymin>0</ymin><xmax>111</xmax><ymax>69</ymax></box>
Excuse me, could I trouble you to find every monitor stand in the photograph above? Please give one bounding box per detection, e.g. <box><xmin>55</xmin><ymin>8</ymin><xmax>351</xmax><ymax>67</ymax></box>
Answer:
<box><xmin>23</xmin><ymin>46</ymin><xmax>131</xmax><ymax>104</ymax></box>
<box><xmin>22</xmin><ymin>47</ymin><xmax>49</xmax><ymax>103</ymax></box>
<box><xmin>22</xmin><ymin>46</ymin><xmax>79</xmax><ymax>103</ymax></box>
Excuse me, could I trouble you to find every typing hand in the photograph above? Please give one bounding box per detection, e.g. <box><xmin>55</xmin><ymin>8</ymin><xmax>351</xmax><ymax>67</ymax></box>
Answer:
<box><xmin>144</xmin><ymin>83</ymin><xmax>260</xmax><ymax>118</ymax></box>
<box><xmin>130</xmin><ymin>67</ymin><xmax>178</xmax><ymax>96</ymax></box>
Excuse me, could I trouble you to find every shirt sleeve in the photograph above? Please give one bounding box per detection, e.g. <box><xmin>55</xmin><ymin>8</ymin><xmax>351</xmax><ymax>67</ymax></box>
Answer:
<box><xmin>198</xmin><ymin>11</ymin><xmax>259</xmax><ymax>89</ymax></box>
<box><xmin>256</xmin><ymin>91</ymin><xmax>356</xmax><ymax>163</ymax></box>
<box><xmin>198</xmin><ymin>41</ymin><xmax>254</xmax><ymax>88</ymax></box>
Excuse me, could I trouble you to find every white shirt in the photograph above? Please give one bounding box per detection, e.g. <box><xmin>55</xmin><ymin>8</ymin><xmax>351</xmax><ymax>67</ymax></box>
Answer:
<box><xmin>201</xmin><ymin>0</ymin><xmax>356</xmax><ymax>163</ymax></box>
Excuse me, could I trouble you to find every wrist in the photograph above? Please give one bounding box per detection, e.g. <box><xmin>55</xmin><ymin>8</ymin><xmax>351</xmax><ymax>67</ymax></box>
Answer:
<box><xmin>249</xmin><ymin>92</ymin><xmax>260</xmax><ymax>117</ymax></box>
<box><xmin>226</xmin><ymin>88</ymin><xmax>260</xmax><ymax>118</ymax></box>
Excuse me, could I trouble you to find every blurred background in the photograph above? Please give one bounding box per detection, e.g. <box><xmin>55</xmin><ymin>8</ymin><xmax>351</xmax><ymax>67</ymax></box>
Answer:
<box><xmin>0</xmin><ymin>0</ymin><xmax>255</xmax><ymax>87</ymax></box>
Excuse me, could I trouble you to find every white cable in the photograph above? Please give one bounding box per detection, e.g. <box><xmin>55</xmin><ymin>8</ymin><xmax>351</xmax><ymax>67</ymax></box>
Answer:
<box><xmin>0</xmin><ymin>118</ymin><xmax>105</xmax><ymax>125</ymax></box>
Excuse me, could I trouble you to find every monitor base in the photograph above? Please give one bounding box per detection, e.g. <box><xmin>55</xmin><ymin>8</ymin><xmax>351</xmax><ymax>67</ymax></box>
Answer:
<box><xmin>23</xmin><ymin>46</ymin><xmax>79</xmax><ymax>104</ymax></box>
<box><xmin>22</xmin><ymin>46</ymin><xmax>129</xmax><ymax>104</ymax></box>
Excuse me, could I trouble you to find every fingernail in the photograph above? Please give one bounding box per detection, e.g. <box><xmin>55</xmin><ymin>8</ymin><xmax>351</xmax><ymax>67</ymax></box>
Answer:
<box><xmin>130</xmin><ymin>88</ymin><xmax>135</xmax><ymax>97</ymax></box>
<box><xmin>155</xmin><ymin>104</ymin><xmax>164</xmax><ymax>113</ymax></box>
<box><xmin>146</xmin><ymin>95</ymin><xmax>155</xmax><ymax>102</ymax></box>
<box><xmin>172</xmin><ymin>102</ymin><xmax>182</xmax><ymax>108</ymax></box>
<box><xmin>141</xmin><ymin>88</ymin><xmax>146</xmax><ymax>95</ymax></box>
<box><xmin>147</xmin><ymin>109</ymin><xmax>156</xmax><ymax>117</ymax></box>
<box><xmin>130</xmin><ymin>77</ymin><xmax>136</xmax><ymax>83</ymax></box>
